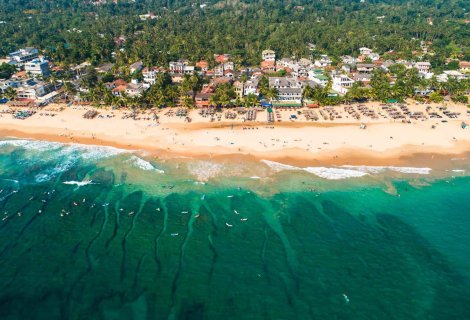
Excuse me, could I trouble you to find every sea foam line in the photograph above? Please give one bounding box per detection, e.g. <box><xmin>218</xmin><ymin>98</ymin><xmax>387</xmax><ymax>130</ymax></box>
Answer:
<box><xmin>303</xmin><ymin>167</ymin><xmax>369</xmax><ymax>180</ymax></box>
<box><xmin>342</xmin><ymin>165</ymin><xmax>432</xmax><ymax>175</ymax></box>
<box><xmin>261</xmin><ymin>160</ymin><xmax>433</xmax><ymax>180</ymax></box>
<box><xmin>0</xmin><ymin>138</ymin><xmax>128</xmax><ymax>161</ymax></box>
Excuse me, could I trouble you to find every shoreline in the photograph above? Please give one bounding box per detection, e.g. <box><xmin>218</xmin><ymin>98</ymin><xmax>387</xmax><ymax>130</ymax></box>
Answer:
<box><xmin>1</xmin><ymin>102</ymin><xmax>470</xmax><ymax>169</ymax></box>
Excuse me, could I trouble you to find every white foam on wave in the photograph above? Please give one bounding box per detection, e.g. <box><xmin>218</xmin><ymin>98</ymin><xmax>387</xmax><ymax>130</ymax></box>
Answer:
<box><xmin>303</xmin><ymin>167</ymin><xmax>369</xmax><ymax>180</ymax></box>
<box><xmin>260</xmin><ymin>160</ymin><xmax>433</xmax><ymax>180</ymax></box>
<box><xmin>63</xmin><ymin>180</ymin><xmax>94</xmax><ymax>187</ymax></box>
<box><xmin>74</xmin><ymin>144</ymin><xmax>126</xmax><ymax>161</ymax></box>
<box><xmin>34</xmin><ymin>156</ymin><xmax>77</xmax><ymax>183</ymax></box>
<box><xmin>261</xmin><ymin>160</ymin><xmax>300</xmax><ymax>171</ymax></box>
<box><xmin>451</xmin><ymin>169</ymin><xmax>466</xmax><ymax>173</ymax></box>
<box><xmin>0</xmin><ymin>139</ymin><xmax>132</xmax><ymax>183</ymax></box>
<box><xmin>0</xmin><ymin>138</ymin><xmax>127</xmax><ymax>161</ymax></box>
<box><xmin>127</xmin><ymin>156</ymin><xmax>164</xmax><ymax>173</ymax></box>
<box><xmin>342</xmin><ymin>165</ymin><xmax>432</xmax><ymax>175</ymax></box>
<box><xmin>250</xmin><ymin>176</ymin><xmax>261</xmax><ymax>179</ymax></box>
<box><xmin>389</xmin><ymin>166</ymin><xmax>432</xmax><ymax>174</ymax></box>
<box><xmin>262</xmin><ymin>160</ymin><xmax>366</xmax><ymax>180</ymax></box>
<box><xmin>0</xmin><ymin>139</ymin><xmax>64</xmax><ymax>153</ymax></box>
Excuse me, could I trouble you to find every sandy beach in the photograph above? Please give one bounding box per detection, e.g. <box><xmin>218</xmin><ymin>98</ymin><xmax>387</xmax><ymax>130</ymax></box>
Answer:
<box><xmin>1</xmin><ymin>101</ymin><xmax>470</xmax><ymax>167</ymax></box>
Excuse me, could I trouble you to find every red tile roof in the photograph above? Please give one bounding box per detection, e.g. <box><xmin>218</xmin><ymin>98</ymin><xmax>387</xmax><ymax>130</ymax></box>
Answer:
<box><xmin>196</xmin><ymin>60</ymin><xmax>209</xmax><ymax>69</ymax></box>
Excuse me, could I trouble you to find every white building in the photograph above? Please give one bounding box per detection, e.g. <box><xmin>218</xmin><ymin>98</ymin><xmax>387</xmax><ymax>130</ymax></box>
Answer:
<box><xmin>25</xmin><ymin>59</ymin><xmax>51</xmax><ymax>78</ymax></box>
<box><xmin>269</xmin><ymin>77</ymin><xmax>302</xmax><ymax>89</ymax></box>
<box><xmin>8</xmin><ymin>47</ymin><xmax>39</xmax><ymax>67</ymax></box>
<box><xmin>299</xmin><ymin>58</ymin><xmax>312</xmax><ymax>67</ymax></box>
<box><xmin>262</xmin><ymin>49</ymin><xmax>276</xmax><ymax>61</ymax></box>
<box><xmin>353</xmin><ymin>73</ymin><xmax>372</xmax><ymax>83</ymax></box>
<box><xmin>437</xmin><ymin>70</ymin><xmax>466</xmax><ymax>82</ymax></box>
<box><xmin>125</xmin><ymin>80</ymin><xmax>144</xmax><ymax>97</ymax></box>
<box><xmin>243</xmin><ymin>78</ymin><xmax>259</xmax><ymax>96</ymax></box>
<box><xmin>359</xmin><ymin>47</ymin><xmax>373</xmax><ymax>56</ymax></box>
<box><xmin>139</xmin><ymin>13</ymin><xmax>158</xmax><ymax>21</ymax></box>
<box><xmin>169</xmin><ymin>60</ymin><xmax>194</xmax><ymax>74</ymax></box>
<box><xmin>341</xmin><ymin>55</ymin><xmax>356</xmax><ymax>65</ymax></box>
<box><xmin>308</xmin><ymin>72</ymin><xmax>329</xmax><ymax>87</ymax></box>
<box><xmin>276</xmin><ymin>87</ymin><xmax>302</xmax><ymax>103</ymax></box>
<box><xmin>269</xmin><ymin>77</ymin><xmax>302</xmax><ymax>103</ymax></box>
<box><xmin>332</xmin><ymin>75</ymin><xmax>354</xmax><ymax>94</ymax></box>
<box><xmin>214</xmin><ymin>61</ymin><xmax>235</xmax><ymax>77</ymax></box>
<box><xmin>368</xmin><ymin>53</ymin><xmax>381</xmax><ymax>61</ymax></box>
<box><xmin>15</xmin><ymin>79</ymin><xmax>58</xmax><ymax>103</ymax></box>
<box><xmin>224</xmin><ymin>61</ymin><xmax>234</xmax><ymax>71</ymax></box>
<box><xmin>142</xmin><ymin>68</ymin><xmax>156</xmax><ymax>88</ymax></box>
<box><xmin>356</xmin><ymin>63</ymin><xmax>375</xmax><ymax>73</ymax></box>
<box><xmin>314</xmin><ymin>55</ymin><xmax>332</xmax><ymax>68</ymax></box>
<box><xmin>291</xmin><ymin>65</ymin><xmax>308</xmax><ymax>78</ymax></box>
<box><xmin>414</xmin><ymin>62</ymin><xmax>431</xmax><ymax>74</ymax></box>
<box><xmin>276</xmin><ymin>58</ymin><xmax>296</xmax><ymax>69</ymax></box>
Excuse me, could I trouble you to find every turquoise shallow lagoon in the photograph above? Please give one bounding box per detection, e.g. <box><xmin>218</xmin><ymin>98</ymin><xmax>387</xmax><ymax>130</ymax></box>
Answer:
<box><xmin>0</xmin><ymin>139</ymin><xmax>469</xmax><ymax>319</ymax></box>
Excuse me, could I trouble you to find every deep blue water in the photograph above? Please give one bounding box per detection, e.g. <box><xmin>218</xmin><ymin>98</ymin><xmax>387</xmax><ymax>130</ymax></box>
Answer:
<box><xmin>0</xmin><ymin>139</ymin><xmax>469</xmax><ymax>319</ymax></box>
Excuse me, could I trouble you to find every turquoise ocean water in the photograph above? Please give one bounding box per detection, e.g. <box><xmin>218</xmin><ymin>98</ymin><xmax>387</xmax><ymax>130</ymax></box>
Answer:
<box><xmin>0</xmin><ymin>138</ymin><xmax>469</xmax><ymax>319</ymax></box>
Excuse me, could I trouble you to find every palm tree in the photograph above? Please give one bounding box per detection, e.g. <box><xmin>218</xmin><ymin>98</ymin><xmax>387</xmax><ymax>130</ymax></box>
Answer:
<box><xmin>181</xmin><ymin>95</ymin><xmax>194</xmax><ymax>108</ymax></box>
<box><xmin>117</xmin><ymin>92</ymin><xmax>130</xmax><ymax>108</ymax></box>
<box><xmin>166</xmin><ymin>86</ymin><xmax>180</xmax><ymax>107</ymax></box>
<box><xmin>4</xmin><ymin>87</ymin><xmax>17</xmax><ymax>101</ymax></box>
<box><xmin>88</xmin><ymin>88</ymin><xmax>102</xmax><ymax>106</ymax></box>
<box><xmin>188</xmin><ymin>73</ymin><xmax>204</xmax><ymax>102</ymax></box>
<box><xmin>240</xmin><ymin>74</ymin><xmax>249</xmax><ymax>85</ymax></box>
<box><xmin>244</xmin><ymin>93</ymin><xmax>259</xmax><ymax>107</ymax></box>
<box><xmin>103</xmin><ymin>88</ymin><xmax>116</xmax><ymax>106</ymax></box>
<box><xmin>48</xmin><ymin>74</ymin><xmax>59</xmax><ymax>89</ymax></box>
<box><xmin>147</xmin><ymin>87</ymin><xmax>166</xmax><ymax>108</ymax></box>
<box><xmin>390</xmin><ymin>84</ymin><xmax>405</xmax><ymax>101</ymax></box>
<box><xmin>302</xmin><ymin>86</ymin><xmax>315</xmax><ymax>100</ymax></box>
<box><xmin>219</xmin><ymin>92</ymin><xmax>231</xmax><ymax>107</ymax></box>
<box><xmin>429</xmin><ymin>76</ymin><xmax>441</xmax><ymax>92</ymax></box>
<box><xmin>129</xmin><ymin>96</ymin><xmax>142</xmax><ymax>109</ymax></box>
<box><xmin>209</xmin><ymin>94</ymin><xmax>219</xmax><ymax>107</ymax></box>
<box><xmin>63</xmin><ymin>81</ymin><xmax>77</xmax><ymax>102</ymax></box>
<box><xmin>265</xmin><ymin>87</ymin><xmax>279</xmax><ymax>102</ymax></box>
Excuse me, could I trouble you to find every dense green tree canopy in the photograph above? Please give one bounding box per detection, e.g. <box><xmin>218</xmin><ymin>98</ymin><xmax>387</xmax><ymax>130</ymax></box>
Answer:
<box><xmin>0</xmin><ymin>0</ymin><xmax>469</xmax><ymax>66</ymax></box>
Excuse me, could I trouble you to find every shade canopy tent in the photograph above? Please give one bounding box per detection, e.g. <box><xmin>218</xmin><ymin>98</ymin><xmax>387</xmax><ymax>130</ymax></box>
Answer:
<box><xmin>260</xmin><ymin>101</ymin><xmax>272</xmax><ymax>107</ymax></box>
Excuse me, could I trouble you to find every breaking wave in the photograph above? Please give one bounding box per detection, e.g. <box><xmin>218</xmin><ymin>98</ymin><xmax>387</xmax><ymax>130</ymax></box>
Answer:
<box><xmin>0</xmin><ymin>139</ymin><xmax>63</xmax><ymax>152</ymax></box>
<box><xmin>342</xmin><ymin>165</ymin><xmax>432</xmax><ymax>175</ymax></box>
<box><xmin>261</xmin><ymin>160</ymin><xmax>433</xmax><ymax>180</ymax></box>
<box><xmin>0</xmin><ymin>139</ymin><xmax>127</xmax><ymax>161</ymax></box>
<box><xmin>34</xmin><ymin>157</ymin><xmax>77</xmax><ymax>183</ymax></box>
<box><xmin>63</xmin><ymin>180</ymin><xmax>94</xmax><ymax>187</ymax></box>
<box><xmin>127</xmin><ymin>156</ymin><xmax>164</xmax><ymax>173</ymax></box>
